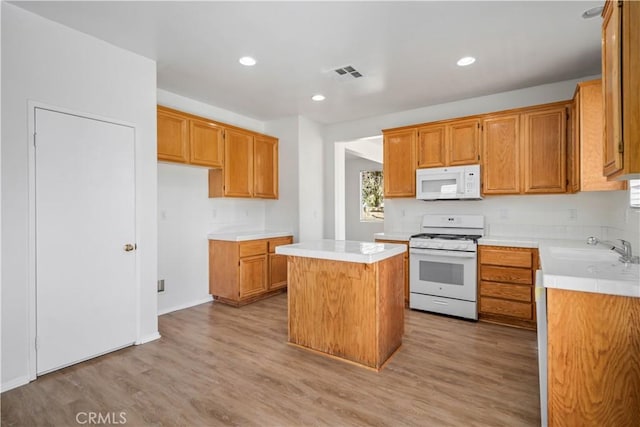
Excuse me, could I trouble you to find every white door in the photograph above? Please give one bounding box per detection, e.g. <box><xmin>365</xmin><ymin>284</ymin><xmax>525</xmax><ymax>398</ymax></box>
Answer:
<box><xmin>35</xmin><ymin>108</ymin><xmax>137</xmax><ymax>375</ymax></box>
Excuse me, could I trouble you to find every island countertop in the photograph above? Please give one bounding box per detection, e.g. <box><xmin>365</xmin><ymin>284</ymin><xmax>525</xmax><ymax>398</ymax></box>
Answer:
<box><xmin>207</xmin><ymin>230</ymin><xmax>292</xmax><ymax>241</ymax></box>
<box><xmin>275</xmin><ymin>239</ymin><xmax>406</xmax><ymax>264</ymax></box>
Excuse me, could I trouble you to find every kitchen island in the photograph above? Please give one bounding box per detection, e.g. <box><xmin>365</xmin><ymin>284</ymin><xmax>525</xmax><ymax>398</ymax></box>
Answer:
<box><xmin>276</xmin><ymin>240</ymin><xmax>406</xmax><ymax>371</ymax></box>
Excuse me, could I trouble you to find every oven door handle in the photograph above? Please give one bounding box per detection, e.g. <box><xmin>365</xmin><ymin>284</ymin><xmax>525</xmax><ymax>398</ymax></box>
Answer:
<box><xmin>410</xmin><ymin>248</ymin><xmax>477</xmax><ymax>258</ymax></box>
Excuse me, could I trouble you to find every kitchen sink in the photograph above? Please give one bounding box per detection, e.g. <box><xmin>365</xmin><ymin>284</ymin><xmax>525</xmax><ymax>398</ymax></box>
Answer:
<box><xmin>548</xmin><ymin>246</ymin><xmax>620</xmax><ymax>262</ymax></box>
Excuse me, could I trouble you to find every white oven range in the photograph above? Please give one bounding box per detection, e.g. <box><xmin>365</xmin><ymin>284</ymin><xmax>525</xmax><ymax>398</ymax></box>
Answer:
<box><xmin>409</xmin><ymin>214</ymin><xmax>485</xmax><ymax>320</ymax></box>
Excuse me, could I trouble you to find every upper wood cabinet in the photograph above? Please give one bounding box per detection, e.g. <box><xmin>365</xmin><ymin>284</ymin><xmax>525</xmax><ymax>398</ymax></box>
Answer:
<box><xmin>482</xmin><ymin>103</ymin><xmax>569</xmax><ymax>196</ymax></box>
<box><xmin>156</xmin><ymin>106</ymin><xmax>279</xmax><ymax>199</ymax></box>
<box><xmin>416</xmin><ymin>119</ymin><xmax>480</xmax><ymax>168</ymax></box>
<box><xmin>482</xmin><ymin>114</ymin><xmax>521</xmax><ymax>194</ymax></box>
<box><xmin>449</xmin><ymin>119</ymin><xmax>481</xmax><ymax>166</ymax></box>
<box><xmin>383</xmin><ymin>129</ymin><xmax>416</xmax><ymax>197</ymax></box>
<box><xmin>602</xmin><ymin>0</ymin><xmax>624</xmax><ymax>177</ymax></box>
<box><xmin>158</xmin><ymin>106</ymin><xmax>223</xmax><ymax>167</ymax></box>
<box><xmin>417</xmin><ymin>124</ymin><xmax>446</xmax><ymax>168</ymax></box>
<box><xmin>570</xmin><ymin>80</ymin><xmax>626</xmax><ymax>192</ymax></box>
<box><xmin>253</xmin><ymin>135</ymin><xmax>279</xmax><ymax>199</ymax></box>
<box><xmin>223</xmin><ymin>128</ymin><xmax>254</xmax><ymax>198</ymax></box>
<box><xmin>189</xmin><ymin>118</ymin><xmax>224</xmax><ymax>168</ymax></box>
<box><xmin>384</xmin><ymin>100</ymin><xmax>581</xmax><ymax>197</ymax></box>
<box><xmin>209</xmin><ymin>131</ymin><xmax>279</xmax><ymax>199</ymax></box>
<box><xmin>602</xmin><ymin>0</ymin><xmax>640</xmax><ymax>179</ymax></box>
<box><xmin>522</xmin><ymin>105</ymin><xmax>567</xmax><ymax>194</ymax></box>
<box><xmin>157</xmin><ymin>107</ymin><xmax>189</xmax><ymax>163</ymax></box>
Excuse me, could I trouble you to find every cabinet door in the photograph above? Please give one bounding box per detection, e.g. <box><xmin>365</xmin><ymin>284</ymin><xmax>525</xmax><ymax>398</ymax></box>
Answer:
<box><xmin>383</xmin><ymin>129</ymin><xmax>416</xmax><ymax>197</ymax></box>
<box><xmin>269</xmin><ymin>254</ymin><xmax>288</xmax><ymax>290</ymax></box>
<box><xmin>416</xmin><ymin>125</ymin><xmax>446</xmax><ymax>168</ymax></box>
<box><xmin>189</xmin><ymin>118</ymin><xmax>224</xmax><ymax>168</ymax></box>
<box><xmin>239</xmin><ymin>255</ymin><xmax>267</xmax><ymax>299</ymax></box>
<box><xmin>253</xmin><ymin>135</ymin><xmax>278</xmax><ymax>199</ymax></box>
<box><xmin>602</xmin><ymin>0</ymin><xmax>623</xmax><ymax>177</ymax></box>
<box><xmin>449</xmin><ymin>119</ymin><xmax>480</xmax><ymax>166</ymax></box>
<box><xmin>157</xmin><ymin>107</ymin><xmax>189</xmax><ymax>163</ymax></box>
<box><xmin>482</xmin><ymin>114</ymin><xmax>520</xmax><ymax>194</ymax></box>
<box><xmin>567</xmin><ymin>98</ymin><xmax>580</xmax><ymax>193</ymax></box>
<box><xmin>224</xmin><ymin>129</ymin><xmax>253</xmax><ymax>197</ymax></box>
<box><xmin>577</xmin><ymin>80</ymin><xmax>626</xmax><ymax>191</ymax></box>
<box><xmin>522</xmin><ymin>106</ymin><xmax>567</xmax><ymax>194</ymax></box>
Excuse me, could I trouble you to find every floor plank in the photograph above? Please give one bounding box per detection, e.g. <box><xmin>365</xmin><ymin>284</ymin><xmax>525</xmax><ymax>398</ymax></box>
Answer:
<box><xmin>1</xmin><ymin>293</ymin><xmax>541</xmax><ymax>426</ymax></box>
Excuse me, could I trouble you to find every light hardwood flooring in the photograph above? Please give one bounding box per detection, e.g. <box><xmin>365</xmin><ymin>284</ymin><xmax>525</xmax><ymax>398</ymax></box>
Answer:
<box><xmin>1</xmin><ymin>293</ymin><xmax>541</xmax><ymax>426</ymax></box>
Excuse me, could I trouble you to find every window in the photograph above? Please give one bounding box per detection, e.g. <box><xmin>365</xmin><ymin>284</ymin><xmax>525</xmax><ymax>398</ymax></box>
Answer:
<box><xmin>630</xmin><ymin>179</ymin><xmax>640</xmax><ymax>208</ymax></box>
<box><xmin>360</xmin><ymin>171</ymin><xmax>384</xmax><ymax>221</ymax></box>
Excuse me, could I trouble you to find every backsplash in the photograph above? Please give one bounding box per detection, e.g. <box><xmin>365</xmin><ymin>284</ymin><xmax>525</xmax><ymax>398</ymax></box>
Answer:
<box><xmin>385</xmin><ymin>190</ymin><xmax>639</xmax><ymax>245</ymax></box>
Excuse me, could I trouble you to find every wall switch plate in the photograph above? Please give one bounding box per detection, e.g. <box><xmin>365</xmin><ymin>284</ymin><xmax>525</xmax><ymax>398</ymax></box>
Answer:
<box><xmin>499</xmin><ymin>208</ymin><xmax>509</xmax><ymax>220</ymax></box>
<box><xmin>157</xmin><ymin>279</ymin><xmax>165</xmax><ymax>293</ymax></box>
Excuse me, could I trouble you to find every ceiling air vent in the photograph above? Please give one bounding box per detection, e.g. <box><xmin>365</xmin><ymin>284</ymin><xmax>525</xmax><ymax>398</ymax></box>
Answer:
<box><xmin>334</xmin><ymin>65</ymin><xmax>363</xmax><ymax>78</ymax></box>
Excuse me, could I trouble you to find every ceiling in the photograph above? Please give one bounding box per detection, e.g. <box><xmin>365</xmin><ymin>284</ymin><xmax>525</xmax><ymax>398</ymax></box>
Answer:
<box><xmin>11</xmin><ymin>1</ymin><xmax>604</xmax><ymax>125</ymax></box>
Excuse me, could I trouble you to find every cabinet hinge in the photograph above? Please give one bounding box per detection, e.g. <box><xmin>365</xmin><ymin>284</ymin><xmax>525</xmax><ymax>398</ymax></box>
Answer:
<box><xmin>618</xmin><ymin>141</ymin><xmax>624</xmax><ymax>153</ymax></box>
<box><xmin>618</xmin><ymin>1</ymin><xmax>623</xmax><ymax>7</ymax></box>
<box><xmin>477</xmin><ymin>123</ymin><xmax>480</xmax><ymax>129</ymax></box>
<box><xmin>35</xmin><ymin>336</ymin><xmax>39</xmax><ymax>351</ymax></box>
<box><xmin>477</xmin><ymin>154</ymin><xmax>480</xmax><ymax>161</ymax></box>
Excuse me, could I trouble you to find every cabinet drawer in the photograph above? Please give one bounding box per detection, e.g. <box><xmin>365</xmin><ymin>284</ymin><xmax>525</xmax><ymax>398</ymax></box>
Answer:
<box><xmin>480</xmin><ymin>247</ymin><xmax>532</xmax><ymax>268</ymax></box>
<box><xmin>239</xmin><ymin>240</ymin><xmax>267</xmax><ymax>258</ymax></box>
<box><xmin>480</xmin><ymin>281</ymin><xmax>532</xmax><ymax>303</ymax></box>
<box><xmin>268</xmin><ymin>236</ymin><xmax>293</xmax><ymax>253</ymax></box>
<box><xmin>480</xmin><ymin>265</ymin><xmax>532</xmax><ymax>285</ymax></box>
<box><xmin>480</xmin><ymin>297</ymin><xmax>532</xmax><ymax>320</ymax></box>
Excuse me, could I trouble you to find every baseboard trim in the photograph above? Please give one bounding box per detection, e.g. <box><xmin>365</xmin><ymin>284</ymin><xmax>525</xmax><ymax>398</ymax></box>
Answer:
<box><xmin>157</xmin><ymin>296</ymin><xmax>213</xmax><ymax>316</ymax></box>
<box><xmin>1</xmin><ymin>375</ymin><xmax>30</xmax><ymax>393</ymax></box>
<box><xmin>135</xmin><ymin>332</ymin><xmax>161</xmax><ymax>345</ymax></box>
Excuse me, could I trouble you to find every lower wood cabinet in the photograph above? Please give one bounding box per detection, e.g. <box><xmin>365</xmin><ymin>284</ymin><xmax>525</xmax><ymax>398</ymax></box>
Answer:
<box><xmin>209</xmin><ymin>236</ymin><xmax>292</xmax><ymax>306</ymax></box>
<box><xmin>547</xmin><ymin>288</ymin><xmax>640</xmax><ymax>425</ymax></box>
<box><xmin>478</xmin><ymin>245</ymin><xmax>538</xmax><ymax>330</ymax></box>
<box><xmin>374</xmin><ymin>239</ymin><xmax>409</xmax><ymax>307</ymax></box>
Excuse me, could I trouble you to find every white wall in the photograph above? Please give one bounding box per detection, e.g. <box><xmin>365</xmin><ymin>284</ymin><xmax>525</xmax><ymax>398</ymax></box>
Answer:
<box><xmin>156</xmin><ymin>90</ymin><xmax>271</xmax><ymax>314</ymax></box>
<box><xmin>1</xmin><ymin>3</ymin><xmax>158</xmax><ymax>391</ymax></box>
<box><xmin>322</xmin><ymin>75</ymin><xmax>600</xmax><ymax>239</ymax></box>
<box><xmin>298</xmin><ymin>116</ymin><xmax>324</xmax><ymax>241</ymax></box>
<box><xmin>345</xmin><ymin>157</ymin><xmax>383</xmax><ymax>242</ymax></box>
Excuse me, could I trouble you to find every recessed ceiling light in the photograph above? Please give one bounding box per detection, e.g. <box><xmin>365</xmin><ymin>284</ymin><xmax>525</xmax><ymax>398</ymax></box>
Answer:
<box><xmin>457</xmin><ymin>56</ymin><xmax>476</xmax><ymax>67</ymax></box>
<box><xmin>239</xmin><ymin>56</ymin><xmax>256</xmax><ymax>66</ymax></box>
<box><xmin>582</xmin><ymin>6</ymin><xmax>604</xmax><ymax>19</ymax></box>
<box><xmin>311</xmin><ymin>94</ymin><xmax>326</xmax><ymax>102</ymax></box>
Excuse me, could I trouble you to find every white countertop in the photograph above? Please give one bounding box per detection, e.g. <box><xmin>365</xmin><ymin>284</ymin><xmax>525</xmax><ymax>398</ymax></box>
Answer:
<box><xmin>373</xmin><ymin>232</ymin><xmax>414</xmax><ymax>242</ymax></box>
<box><xmin>275</xmin><ymin>239</ymin><xmax>406</xmax><ymax>264</ymax></box>
<box><xmin>538</xmin><ymin>238</ymin><xmax>639</xmax><ymax>298</ymax></box>
<box><xmin>207</xmin><ymin>230</ymin><xmax>292</xmax><ymax>242</ymax></box>
<box><xmin>478</xmin><ymin>236</ymin><xmax>539</xmax><ymax>248</ymax></box>
<box><xmin>479</xmin><ymin>235</ymin><xmax>639</xmax><ymax>298</ymax></box>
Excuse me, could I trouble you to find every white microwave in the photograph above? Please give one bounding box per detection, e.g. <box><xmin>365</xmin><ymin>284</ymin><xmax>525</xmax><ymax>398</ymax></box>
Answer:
<box><xmin>416</xmin><ymin>165</ymin><xmax>482</xmax><ymax>200</ymax></box>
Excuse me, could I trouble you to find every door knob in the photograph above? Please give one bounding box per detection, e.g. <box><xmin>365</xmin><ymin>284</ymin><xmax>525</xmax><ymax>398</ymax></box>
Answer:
<box><xmin>124</xmin><ymin>243</ymin><xmax>135</xmax><ymax>252</ymax></box>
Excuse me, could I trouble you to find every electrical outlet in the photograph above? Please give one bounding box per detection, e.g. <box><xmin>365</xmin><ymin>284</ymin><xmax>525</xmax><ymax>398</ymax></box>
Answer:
<box><xmin>568</xmin><ymin>209</ymin><xmax>578</xmax><ymax>221</ymax></box>
<box><xmin>211</xmin><ymin>209</ymin><xmax>217</xmax><ymax>219</ymax></box>
<box><xmin>160</xmin><ymin>210</ymin><xmax>167</xmax><ymax>220</ymax></box>
<box><xmin>157</xmin><ymin>279</ymin><xmax>165</xmax><ymax>293</ymax></box>
<box><xmin>499</xmin><ymin>208</ymin><xmax>509</xmax><ymax>220</ymax></box>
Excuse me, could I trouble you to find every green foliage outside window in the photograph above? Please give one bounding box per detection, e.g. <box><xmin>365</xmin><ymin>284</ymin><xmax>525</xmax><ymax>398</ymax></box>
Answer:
<box><xmin>360</xmin><ymin>171</ymin><xmax>384</xmax><ymax>221</ymax></box>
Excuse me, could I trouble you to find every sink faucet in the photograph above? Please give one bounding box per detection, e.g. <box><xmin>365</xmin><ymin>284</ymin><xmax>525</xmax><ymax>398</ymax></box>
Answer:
<box><xmin>587</xmin><ymin>237</ymin><xmax>640</xmax><ymax>264</ymax></box>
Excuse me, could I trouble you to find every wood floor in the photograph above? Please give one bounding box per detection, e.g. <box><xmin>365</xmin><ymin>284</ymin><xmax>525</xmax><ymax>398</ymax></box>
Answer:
<box><xmin>1</xmin><ymin>293</ymin><xmax>541</xmax><ymax>426</ymax></box>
